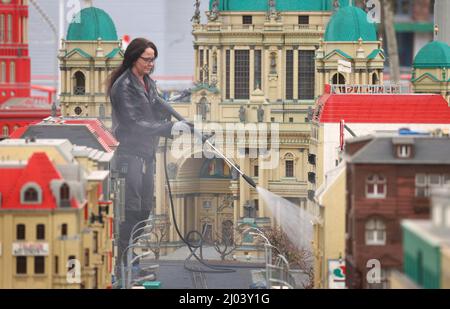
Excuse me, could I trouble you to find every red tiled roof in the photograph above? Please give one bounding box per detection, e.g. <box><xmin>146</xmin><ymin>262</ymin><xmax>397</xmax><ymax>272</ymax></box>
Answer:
<box><xmin>0</xmin><ymin>153</ymin><xmax>79</xmax><ymax>210</ymax></box>
<box><xmin>9</xmin><ymin>126</ymin><xmax>27</xmax><ymax>138</ymax></box>
<box><xmin>315</xmin><ymin>94</ymin><xmax>450</xmax><ymax>123</ymax></box>
<box><xmin>58</xmin><ymin>119</ymin><xmax>118</xmax><ymax>150</ymax></box>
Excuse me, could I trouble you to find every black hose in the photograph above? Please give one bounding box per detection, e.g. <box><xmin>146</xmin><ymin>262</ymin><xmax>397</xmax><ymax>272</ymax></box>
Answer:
<box><xmin>163</xmin><ymin>138</ymin><xmax>235</xmax><ymax>274</ymax></box>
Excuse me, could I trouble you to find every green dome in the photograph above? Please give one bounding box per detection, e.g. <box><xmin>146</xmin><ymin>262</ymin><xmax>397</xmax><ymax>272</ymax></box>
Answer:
<box><xmin>413</xmin><ymin>41</ymin><xmax>450</xmax><ymax>68</ymax></box>
<box><xmin>67</xmin><ymin>7</ymin><xmax>118</xmax><ymax>41</ymax></box>
<box><xmin>209</xmin><ymin>0</ymin><xmax>354</xmax><ymax>12</ymax></box>
<box><xmin>324</xmin><ymin>6</ymin><xmax>377</xmax><ymax>42</ymax></box>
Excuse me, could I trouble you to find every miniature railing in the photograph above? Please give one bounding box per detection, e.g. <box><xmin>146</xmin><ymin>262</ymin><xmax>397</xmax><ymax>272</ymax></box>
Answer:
<box><xmin>197</xmin><ymin>24</ymin><xmax>322</xmax><ymax>32</ymax></box>
<box><xmin>330</xmin><ymin>84</ymin><xmax>402</xmax><ymax>94</ymax></box>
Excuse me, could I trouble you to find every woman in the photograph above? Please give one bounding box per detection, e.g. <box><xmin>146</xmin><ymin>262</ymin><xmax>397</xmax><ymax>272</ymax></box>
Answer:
<box><xmin>108</xmin><ymin>38</ymin><xmax>175</xmax><ymax>278</ymax></box>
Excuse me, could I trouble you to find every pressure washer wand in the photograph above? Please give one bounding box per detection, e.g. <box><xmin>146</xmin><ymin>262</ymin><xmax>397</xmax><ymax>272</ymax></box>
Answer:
<box><xmin>157</xmin><ymin>99</ymin><xmax>257</xmax><ymax>189</ymax></box>
<box><xmin>203</xmin><ymin>140</ymin><xmax>257</xmax><ymax>189</ymax></box>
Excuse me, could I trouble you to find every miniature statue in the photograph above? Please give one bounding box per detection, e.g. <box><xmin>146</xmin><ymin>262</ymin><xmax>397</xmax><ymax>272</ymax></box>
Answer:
<box><xmin>333</xmin><ymin>0</ymin><xmax>340</xmax><ymax>10</ymax></box>
<box><xmin>257</xmin><ymin>106</ymin><xmax>264</xmax><ymax>123</ymax></box>
<box><xmin>239</xmin><ymin>106</ymin><xmax>246</xmax><ymax>123</ymax></box>
<box><xmin>51</xmin><ymin>101</ymin><xmax>57</xmax><ymax>117</ymax></box>
<box><xmin>207</xmin><ymin>0</ymin><xmax>220</xmax><ymax>22</ymax></box>
<box><xmin>267</xmin><ymin>0</ymin><xmax>280</xmax><ymax>21</ymax></box>
<box><xmin>198</xmin><ymin>98</ymin><xmax>209</xmax><ymax>121</ymax></box>
<box><xmin>201</xmin><ymin>64</ymin><xmax>209</xmax><ymax>84</ymax></box>
<box><xmin>191</xmin><ymin>0</ymin><xmax>201</xmax><ymax>24</ymax></box>
<box><xmin>270</xmin><ymin>52</ymin><xmax>277</xmax><ymax>74</ymax></box>
<box><xmin>212</xmin><ymin>51</ymin><xmax>218</xmax><ymax>74</ymax></box>
<box><xmin>268</xmin><ymin>0</ymin><xmax>276</xmax><ymax>15</ymax></box>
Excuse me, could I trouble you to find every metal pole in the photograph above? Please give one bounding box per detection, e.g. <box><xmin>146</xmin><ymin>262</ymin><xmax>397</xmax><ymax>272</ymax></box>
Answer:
<box><xmin>127</xmin><ymin>232</ymin><xmax>153</xmax><ymax>288</ymax></box>
<box><xmin>126</xmin><ymin>250</ymin><xmax>154</xmax><ymax>289</ymax></box>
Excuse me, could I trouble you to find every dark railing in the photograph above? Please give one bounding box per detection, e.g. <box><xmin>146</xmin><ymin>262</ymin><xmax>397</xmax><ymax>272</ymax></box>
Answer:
<box><xmin>74</xmin><ymin>87</ymin><xmax>86</xmax><ymax>95</ymax></box>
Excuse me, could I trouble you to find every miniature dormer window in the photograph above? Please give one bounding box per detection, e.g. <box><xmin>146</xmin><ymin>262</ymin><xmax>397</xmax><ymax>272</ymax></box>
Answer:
<box><xmin>74</xmin><ymin>71</ymin><xmax>86</xmax><ymax>95</ymax></box>
<box><xmin>21</xmin><ymin>183</ymin><xmax>42</xmax><ymax>204</ymax></box>
<box><xmin>366</xmin><ymin>174</ymin><xmax>386</xmax><ymax>198</ymax></box>
<box><xmin>397</xmin><ymin>145</ymin><xmax>411</xmax><ymax>158</ymax></box>
<box><xmin>60</xmin><ymin>183</ymin><xmax>70</xmax><ymax>208</ymax></box>
<box><xmin>393</xmin><ymin>137</ymin><xmax>414</xmax><ymax>159</ymax></box>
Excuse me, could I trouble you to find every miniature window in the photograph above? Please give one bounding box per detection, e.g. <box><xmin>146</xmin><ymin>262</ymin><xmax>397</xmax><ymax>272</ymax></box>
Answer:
<box><xmin>332</xmin><ymin>73</ymin><xmax>346</xmax><ymax>85</ymax></box>
<box><xmin>74</xmin><ymin>71</ymin><xmax>86</xmax><ymax>95</ymax></box>
<box><xmin>0</xmin><ymin>15</ymin><xmax>4</xmax><ymax>43</ymax></box>
<box><xmin>74</xmin><ymin>106</ymin><xmax>82</xmax><ymax>115</ymax></box>
<box><xmin>397</xmin><ymin>145</ymin><xmax>410</xmax><ymax>158</ymax></box>
<box><xmin>243</xmin><ymin>15</ymin><xmax>252</xmax><ymax>25</ymax></box>
<box><xmin>7</xmin><ymin>14</ymin><xmax>12</xmax><ymax>42</ymax></box>
<box><xmin>365</xmin><ymin>218</ymin><xmax>386</xmax><ymax>245</ymax></box>
<box><xmin>298</xmin><ymin>51</ymin><xmax>315</xmax><ymax>100</ymax></box>
<box><xmin>61</xmin><ymin>223</ymin><xmax>68</xmax><ymax>237</ymax></box>
<box><xmin>9</xmin><ymin>61</ymin><xmax>15</xmax><ymax>83</ymax></box>
<box><xmin>254</xmin><ymin>165</ymin><xmax>259</xmax><ymax>177</ymax></box>
<box><xmin>372</xmin><ymin>72</ymin><xmax>379</xmax><ymax>85</ymax></box>
<box><xmin>366</xmin><ymin>174</ymin><xmax>386</xmax><ymax>198</ymax></box>
<box><xmin>284</xmin><ymin>153</ymin><xmax>295</xmax><ymax>178</ymax></box>
<box><xmin>285</xmin><ymin>50</ymin><xmax>294</xmax><ymax>99</ymax></box>
<box><xmin>36</xmin><ymin>224</ymin><xmax>45</xmax><ymax>240</ymax></box>
<box><xmin>34</xmin><ymin>257</ymin><xmax>45</xmax><ymax>274</ymax></box>
<box><xmin>16</xmin><ymin>256</ymin><xmax>27</xmax><ymax>274</ymax></box>
<box><xmin>54</xmin><ymin>256</ymin><xmax>59</xmax><ymax>274</ymax></box>
<box><xmin>285</xmin><ymin>160</ymin><xmax>294</xmax><ymax>177</ymax></box>
<box><xmin>298</xmin><ymin>16</ymin><xmax>309</xmax><ymax>25</ymax></box>
<box><xmin>235</xmin><ymin>50</ymin><xmax>250</xmax><ymax>99</ymax></box>
<box><xmin>16</xmin><ymin>224</ymin><xmax>25</xmax><ymax>240</ymax></box>
<box><xmin>2</xmin><ymin>125</ymin><xmax>9</xmax><ymax>137</ymax></box>
<box><xmin>0</xmin><ymin>62</ymin><xmax>5</xmax><ymax>82</ymax></box>
<box><xmin>60</xmin><ymin>183</ymin><xmax>70</xmax><ymax>207</ymax></box>
<box><xmin>22</xmin><ymin>183</ymin><xmax>42</xmax><ymax>204</ymax></box>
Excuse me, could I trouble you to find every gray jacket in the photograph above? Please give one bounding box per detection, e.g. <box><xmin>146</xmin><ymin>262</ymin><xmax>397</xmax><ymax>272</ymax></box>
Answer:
<box><xmin>110</xmin><ymin>69</ymin><xmax>173</xmax><ymax>160</ymax></box>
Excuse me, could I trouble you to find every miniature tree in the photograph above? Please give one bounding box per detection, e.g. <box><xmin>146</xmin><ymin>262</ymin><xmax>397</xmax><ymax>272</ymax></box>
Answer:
<box><xmin>210</xmin><ymin>224</ymin><xmax>247</xmax><ymax>261</ymax></box>
<box><xmin>266</xmin><ymin>226</ymin><xmax>314</xmax><ymax>289</ymax></box>
<box><xmin>140</xmin><ymin>214</ymin><xmax>170</xmax><ymax>261</ymax></box>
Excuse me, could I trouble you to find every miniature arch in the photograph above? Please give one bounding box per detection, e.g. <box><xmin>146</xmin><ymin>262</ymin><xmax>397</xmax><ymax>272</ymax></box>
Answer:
<box><xmin>21</xmin><ymin>182</ymin><xmax>43</xmax><ymax>204</ymax></box>
<box><xmin>73</xmin><ymin>71</ymin><xmax>86</xmax><ymax>95</ymax></box>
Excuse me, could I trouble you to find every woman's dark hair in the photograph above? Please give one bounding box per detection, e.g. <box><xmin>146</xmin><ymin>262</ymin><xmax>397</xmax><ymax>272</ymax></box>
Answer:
<box><xmin>107</xmin><ymin>38</ymin><xmax>158</xmax><ymax>96</ymax></box>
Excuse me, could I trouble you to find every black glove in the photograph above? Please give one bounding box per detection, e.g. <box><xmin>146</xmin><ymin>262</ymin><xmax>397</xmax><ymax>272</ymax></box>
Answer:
<box><xmin>177</xmin><ymin>121</ymin><xmax>214</xmax><ymax>143</ymax></box>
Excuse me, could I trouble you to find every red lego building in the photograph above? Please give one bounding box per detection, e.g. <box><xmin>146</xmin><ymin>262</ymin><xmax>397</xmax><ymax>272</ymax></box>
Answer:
<box><xmin>0</xmin><ymin>0</ymin><xmax>56</xmax><ymax>139</ymax></box>
<box><xmin>0</xmin><ymin>0</ymin><xmax>30</xmax><ymax>103</ymax></box>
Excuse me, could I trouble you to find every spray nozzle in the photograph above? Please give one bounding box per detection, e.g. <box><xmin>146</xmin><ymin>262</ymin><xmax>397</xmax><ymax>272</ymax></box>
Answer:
<box><xmin>242</xmin><ymin>173</ymin><xmax>257</xmax><ymax>189</ymax></box>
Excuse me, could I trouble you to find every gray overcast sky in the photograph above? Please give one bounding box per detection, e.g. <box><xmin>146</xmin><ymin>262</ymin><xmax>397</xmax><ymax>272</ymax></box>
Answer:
<box><xmin>29</xmin><ymin>0</ymin><xmax>209</xmax><ymax>88</ymax></box>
